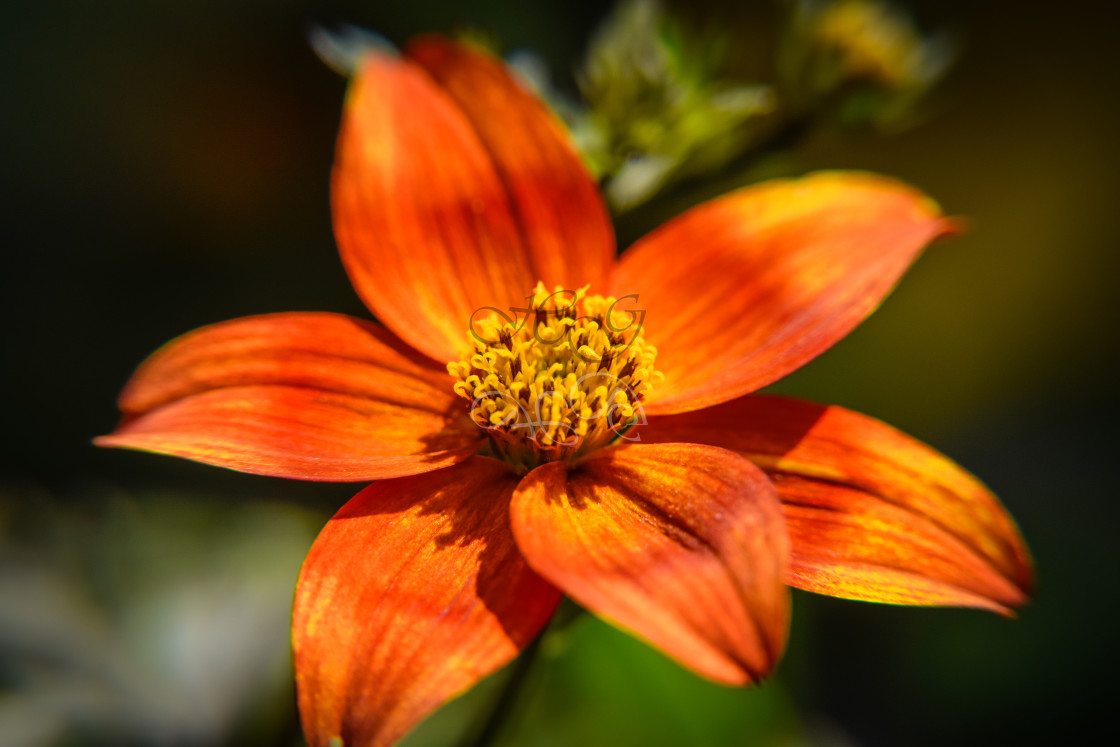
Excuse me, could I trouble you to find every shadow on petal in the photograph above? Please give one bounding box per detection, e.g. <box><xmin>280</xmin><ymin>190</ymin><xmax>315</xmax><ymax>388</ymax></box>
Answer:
<box><xmin>294</xmin><ymin>458</ymin><xmax>560</xmax><ymax>747</ymax></box>
<box><xmin>643</xmin><ymin>395</ymin><xmax>1033</xmax><ymax>614</ymax></box>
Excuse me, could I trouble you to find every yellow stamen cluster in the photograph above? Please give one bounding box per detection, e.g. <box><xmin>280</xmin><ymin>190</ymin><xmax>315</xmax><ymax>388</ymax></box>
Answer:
<box><xmin>448</xmin><ymin>283</ymin><xmax>661</xmax><ymax>471</ymax></box>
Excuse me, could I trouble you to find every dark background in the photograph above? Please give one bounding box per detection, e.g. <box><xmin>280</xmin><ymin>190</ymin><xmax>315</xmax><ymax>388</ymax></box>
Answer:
<box><xmin>3</xmin><ymin>1</ymin><xmax>1117</xmax><ymax>745</ymax></box>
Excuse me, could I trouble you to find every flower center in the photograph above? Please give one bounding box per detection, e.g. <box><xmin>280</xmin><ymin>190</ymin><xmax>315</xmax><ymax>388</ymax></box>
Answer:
<box><xmin>448</xmin><ymin>283</ymin><xmax>661</xmax><ymax>472</ymax></box>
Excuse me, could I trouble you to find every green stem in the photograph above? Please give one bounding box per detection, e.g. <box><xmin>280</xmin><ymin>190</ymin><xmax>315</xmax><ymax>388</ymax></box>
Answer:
<box><xmin>457</xmin><ymin>631</ymin><xmax>545</xmax><ymax>747</ymax></box>
<box><xmin>458</xmin><ymin>600</ymin><xmax>587</xmax><ymax>747</ymax></box>
<box><xmin>612</xmin><ymin>110</ymin><xmax>818</xmax><ymax>245</ymax></box>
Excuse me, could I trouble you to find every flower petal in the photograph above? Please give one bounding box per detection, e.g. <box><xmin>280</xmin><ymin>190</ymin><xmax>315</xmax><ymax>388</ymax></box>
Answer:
<box><xmin>293</xmin><ymin>458</ymin><xmax>561</xmax><ymax>747</ymax></box>
<box><xmin>510</xmin><ymin>443</ymin><xmax>790</xmax><ymax>685</ymax></box>
<box><xmin>643</xmin><ymin>395</ymin><xmax>1034</xmax><ymax>614</ymax></box>
<box><xmin>333</xmin><ymin>49</ymin><xmax>538</xmax><ymax>362</ymax></box>
<box><xmin>612</xmin><ymin>172</ymin><xmax>953</xmax><ymax>414</ymax></box>
<box><xmin>407</xmin><ymin>37</ymin><xmax>615</xmax><ymax>292</ymax></box>
<box><xmin>96</xmin><ymin>313</ymin><xmax>483</xmax><ymax>480</ymax></box>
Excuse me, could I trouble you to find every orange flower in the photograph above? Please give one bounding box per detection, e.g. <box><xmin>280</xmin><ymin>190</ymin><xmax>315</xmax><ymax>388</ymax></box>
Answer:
<box><xmin>97</xmin><ymin>37</ymin><xmax>1032</xmax><ymax>747</ymax></box>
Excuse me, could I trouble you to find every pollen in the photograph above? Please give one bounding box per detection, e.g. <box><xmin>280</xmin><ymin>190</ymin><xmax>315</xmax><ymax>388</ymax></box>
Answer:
<box><xmin>448</xmin><ymin>283</ymin><xmax>662</xmax><ymax>471</ymax></box>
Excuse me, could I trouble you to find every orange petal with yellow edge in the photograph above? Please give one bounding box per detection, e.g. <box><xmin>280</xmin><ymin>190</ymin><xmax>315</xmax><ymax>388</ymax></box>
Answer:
<box><xmin>293</xmin><ymin>458</ymin><xmax>561</xmax><ymax>747</ymax></box>
<box><xmin>333</xmin><ymin>49</ymin><xmax>537</xmax><ymax>363</ymax></box>
<box><xmin>96</xmin><ymin>312</ymin><xmax>482</xmax><ymax>480</ymax></box>
<box><xmin>510</xmin><ymin>443</ymin><xmax>789</xmax><ymax>685</ymax></box>
<box><xmin>642</xmin><ymin>395</ymin><xmax>1034</xmax><ymax>614</ymax></box>
<box><xmin>407</xmin><ymin>37</ymin><xmax>615</xmax><ymax>292</ymax></box>
<box><xmin>612</xmin><ymin>172</ymin><xmax>953</xmax><ymax>414</ymax></box>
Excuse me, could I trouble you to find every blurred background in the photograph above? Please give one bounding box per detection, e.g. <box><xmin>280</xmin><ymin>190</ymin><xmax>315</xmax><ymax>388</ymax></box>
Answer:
<box><xmin>2</xmin><ymin>0</ymin><xmax>1116</xmax><ymax>745</ymax></box>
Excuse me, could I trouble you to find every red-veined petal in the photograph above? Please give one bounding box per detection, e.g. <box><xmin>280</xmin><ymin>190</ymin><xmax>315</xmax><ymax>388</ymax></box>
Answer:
<box><xmin>643</xmin><ymin>395</ymin><xmax>1033</xmax><ymax>614</ymax></box>
<box><xmin>612</xmin><ymin>172</ymin><xmax>953</xmax><ymax>414</ymax></box>
<box><xmin>96</xmin><ymin>313</ymin><xmax>482</xmax><ymax>480</ymax></box>
<box><xmin>293</xmin><ymin>458</ymin><xmax>561</xmax><ymax>747</ymax></box>
<box><xmin>407</xmin><ymin>37</ymin><xmax>615</xmax><ymax>292</ymax></box>
<box><xmin>510</xmin><ymin>443</ymin><xmax>789</xmax><ymax>685</ymax></box>
<box><xmin>333</xmin><ymin>50</ymin><xmax>537</xmax><ymax>362</ymax></box>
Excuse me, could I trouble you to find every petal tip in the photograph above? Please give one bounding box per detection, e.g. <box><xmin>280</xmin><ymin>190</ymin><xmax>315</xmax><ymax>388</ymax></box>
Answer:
<box><xmin>310</xmin><ymin>24</ymin><xmax>398</xmax><ymax>77</ymax></box>
<box><xmin>939</xmin><ymin>214</ymin><xmax>970</xmax><ymax>238</ymax></box>
<box><xmin>92</xmin><ymin>430</ymin><xmax>137</xmax><ymax>451</ymax></box>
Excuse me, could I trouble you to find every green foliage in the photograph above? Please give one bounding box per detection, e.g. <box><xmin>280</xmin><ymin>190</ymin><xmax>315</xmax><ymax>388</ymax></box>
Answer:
<box><xmin>520</xmin><ymin>0</ymin><xmax>953</xmax><ymax>211</ymax></box>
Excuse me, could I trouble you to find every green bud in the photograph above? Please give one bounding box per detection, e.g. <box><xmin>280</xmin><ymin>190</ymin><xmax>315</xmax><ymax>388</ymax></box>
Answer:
<box><xmin>778</xmin><ymin>0</ymin><xmax>954</xmax><ymax>129</ymax></box>
<box><xmin>572</xmin><ymin>0</ymin><xmax>777</xmax><ymax>209</ymax></box>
